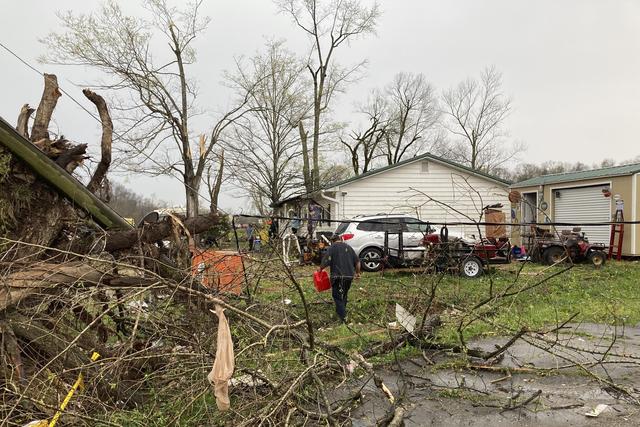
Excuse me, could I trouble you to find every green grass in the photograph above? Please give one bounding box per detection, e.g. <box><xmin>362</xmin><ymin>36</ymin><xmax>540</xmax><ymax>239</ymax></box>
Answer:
<box><xmin>434</xmin><ymin>260</ymin><xmax>640</xmax><ymax>342</ymax></box>
<box><xmin>255</xmin><ymin>260</ymin><xmax>640</xmax><ymax>354</ymax></box>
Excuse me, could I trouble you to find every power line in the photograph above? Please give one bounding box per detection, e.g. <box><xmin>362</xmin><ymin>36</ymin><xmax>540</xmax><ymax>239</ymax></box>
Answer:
<box><xmin>233</xmin><ymin>213</ymin><xmax>640</xmax><ymax>228</ymax></box>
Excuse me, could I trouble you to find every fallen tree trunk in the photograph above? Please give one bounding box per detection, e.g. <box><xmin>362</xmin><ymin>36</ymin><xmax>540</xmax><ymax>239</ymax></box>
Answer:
<box><xmin>0</xmin><ymin>261</ymin><xmax>158</xmax><ymax>311</ymax></box>
<box><xmin>104</xmin><ymin>213</ymin><xmax>219</xmax><ymax>252</ymax></box>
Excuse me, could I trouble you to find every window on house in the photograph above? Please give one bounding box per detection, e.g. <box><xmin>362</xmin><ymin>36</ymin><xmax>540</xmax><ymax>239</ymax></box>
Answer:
<box><xmin>421</xmin><ymin>161</ymin><xmax>429</xmax><ymax>173</ymax></box>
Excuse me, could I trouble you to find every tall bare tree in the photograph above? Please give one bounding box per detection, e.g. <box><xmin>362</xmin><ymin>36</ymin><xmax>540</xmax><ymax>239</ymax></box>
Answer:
<box><xmin>382</xmin><ymin>72</ymin><xmax>440</xmax><ymax>165</ymax></box>
<box><xmin>320</xmin><ymin>162</ymin><xmax>352</xmax><ymax>187</ymax></box>
<box><xmin>340</xmin><ymin>91</ymin><xmax>388</xmax><ymax>175</ymax></box>
<box><xmin>41</xmin><ymin>0</ymin><xmax>249</xmax><ymax>217</ymax></box>
<box><xmin>224</xmin><ymin>42</ymin><xmax>309</xmax><ymax>210</ymax></box>
<box><xmin>441</xmin><ymin>66</ymin><xmax>522</xmax><ymax>173</ymax></box>
<box><xmin>276</xmin><ymin>0</ymin><xmax>380</xmax><ymax>191</ymax></box>
<box><xmin>343</xmin><ymin>72</ymin><xmax>439</xmax><ymax>173</ymax></box>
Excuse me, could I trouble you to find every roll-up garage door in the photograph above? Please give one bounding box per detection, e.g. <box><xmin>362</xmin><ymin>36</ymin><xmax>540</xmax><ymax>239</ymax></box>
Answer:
<box><xmin>553</xmin><ymin>184</ymin><xmax>611</xmax><ymax>244</ymax></box>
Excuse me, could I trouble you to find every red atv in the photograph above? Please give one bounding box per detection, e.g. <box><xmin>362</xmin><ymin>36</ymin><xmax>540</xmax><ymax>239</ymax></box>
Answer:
<box><xmin>528</xmin><ymin>227</ymin><xmax>607</xmax><ymax>267</ymax></box>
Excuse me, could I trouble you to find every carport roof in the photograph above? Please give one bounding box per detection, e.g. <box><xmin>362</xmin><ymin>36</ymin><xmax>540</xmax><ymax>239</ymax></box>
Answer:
<box><xmin>511</xmin><ymin>162</ymin><xmax>640</xmax><ymax>188</ymax></box>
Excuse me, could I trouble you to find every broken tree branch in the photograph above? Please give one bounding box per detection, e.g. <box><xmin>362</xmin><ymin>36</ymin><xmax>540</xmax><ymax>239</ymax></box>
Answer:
<box><xmin>83</xmin><ymin>89</ymin><xmax>112</xmax><ymax>194</ymax></box>
<box><xmin>31</xmin><ymin>74</ymin><xmax>61</xmax><ymax>142</ymax></box>
<box><xmin>55</xmin><ymin>143</ymin><xmax>87</xmax><ymax>172</ymax></box>
<box><xmin>16</xmin><ymin>104</ymin><xmax>35</xmax><ymax>139</ymax></box>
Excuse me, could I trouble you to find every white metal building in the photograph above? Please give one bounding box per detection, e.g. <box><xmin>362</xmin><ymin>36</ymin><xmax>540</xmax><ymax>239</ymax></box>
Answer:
<box><xmin>511</xmin><ymin>163</ymin><xmax>640</xmax><ymax>255</ymax></box>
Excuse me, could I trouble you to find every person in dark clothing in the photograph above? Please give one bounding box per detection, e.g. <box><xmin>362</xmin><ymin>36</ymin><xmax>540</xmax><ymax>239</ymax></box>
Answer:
<box><xmin>246</xmin><ymin>223</ymin><xmax>255</xmax><ymax>251</ymax></box>
<box><xmin>268</xmin><ymin>218</ymin><xmax>278</xmax><ymax>241</ymax></box>
<box><xmin>318</xmin><ymin>236</ymin><xmax>361</xmax><ymax>322</ymax></box>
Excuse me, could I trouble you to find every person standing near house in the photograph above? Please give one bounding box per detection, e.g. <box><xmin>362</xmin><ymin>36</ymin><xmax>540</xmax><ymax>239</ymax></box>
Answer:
<box><xmin>307</xmin><ymin>202</ymin><xmax>321</xmax><ymax>238</ymax></box>
<box><xmin>268</xmin><ymin>218</ymin><xmax>278</xmax><ymax>241</ymax></box>
<box><xmin>318</xmin><ymin>235</ymin><xmax>361</xmax><ymax>322</ymax></box>
<box><xmin>246</xmin><ymin>223</ymin><xmax>255</xmax><ymax>251</ymax></box>
<box><xmin>289</xmin><ymin>209</ymin><xmax>301</xmax><ymax>235</ymax></box>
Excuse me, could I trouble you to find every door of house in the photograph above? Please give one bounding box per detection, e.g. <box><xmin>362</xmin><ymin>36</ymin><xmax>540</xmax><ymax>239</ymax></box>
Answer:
<box><xmin>521</xmin><ymin>192</ymin><xmax>537</xmax><ymax>237</ymax></box>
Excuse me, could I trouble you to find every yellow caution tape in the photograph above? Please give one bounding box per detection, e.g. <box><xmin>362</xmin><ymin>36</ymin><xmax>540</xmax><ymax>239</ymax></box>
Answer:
<box><xmin>48</xmin><ymin>352</ymin><xmax>100</xmax><ymax>427</ymax></box>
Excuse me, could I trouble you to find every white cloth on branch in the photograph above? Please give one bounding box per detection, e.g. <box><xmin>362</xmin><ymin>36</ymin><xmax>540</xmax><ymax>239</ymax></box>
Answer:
<box><xmin>207</xmin><ymin>305</ymin><xmax>235</xmax><ymax>411</ymax></box>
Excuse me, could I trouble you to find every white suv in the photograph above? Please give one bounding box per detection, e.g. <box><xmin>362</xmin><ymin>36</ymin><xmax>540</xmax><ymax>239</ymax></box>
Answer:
<box><xmin>333</xmin><ymin>214</ymin><xmax>434</xmax><ymax>272</ymax></box>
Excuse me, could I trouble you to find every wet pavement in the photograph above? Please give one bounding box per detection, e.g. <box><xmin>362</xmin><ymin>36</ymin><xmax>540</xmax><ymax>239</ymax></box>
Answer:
<box><xmin>348</xmin><ymin>324</ymin><xmax>640</xmax><ymax>426</ymax></box>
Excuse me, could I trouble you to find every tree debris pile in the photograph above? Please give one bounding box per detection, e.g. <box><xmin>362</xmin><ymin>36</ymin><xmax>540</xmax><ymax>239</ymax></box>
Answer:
<box><xmin>0</xmin><ymin>74</ymin><xmax>376</xmax><ymax>426</ymax></box>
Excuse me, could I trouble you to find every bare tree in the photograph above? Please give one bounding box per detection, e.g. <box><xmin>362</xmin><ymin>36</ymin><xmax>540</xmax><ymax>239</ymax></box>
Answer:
<box><xmin>320</xmin><ymin>163</ymin><xmax>352</xmax><ymax>187</ymax></box>
<box><xmin>382</xmin><ymin>72</ymin><xmax>440</xmax><ymax>165</ymax></box>
<box><xmin>224</xmin><ymin>42</ymin><xmax>309</xmax><ymax>210</ymax></box>
<box><xmin>343</xmin><ymin>72</ymin><xmax>439</xmax><ymax>173</ymax></box>
<box><xmin>41</xmin><ymin>0</ymin><xmax>249</xmax><ymax>217</ymax></box>
<box><xmin>340</xmin><ymin>90</ymin><xmax>388</xmax><ymax>175</ymax></box>
<box><xmin>108</xmin><ymin>182</ymin><xmax>167</xmax><ymax>222</ymax></box>
<box><xmin>510</xmin><ymin>160</ymin><xmax>595</xmax><ymax>183</ymax></box>
<box><xmin>276</xmin><ymin>0</ymin><xmax>380</xmax><ymax>191</ymax></box>
<box><xmin>441</xmin><ymin>66</ymin><xmax>523</xmax><ymax>173</ymax></box>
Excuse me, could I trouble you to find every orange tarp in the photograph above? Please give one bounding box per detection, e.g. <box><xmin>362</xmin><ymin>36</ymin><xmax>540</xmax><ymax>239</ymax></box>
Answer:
<box><xmin>192</xmin><ymin>250</ymin><xmax>244</xmax><ymax>295</ymax></box>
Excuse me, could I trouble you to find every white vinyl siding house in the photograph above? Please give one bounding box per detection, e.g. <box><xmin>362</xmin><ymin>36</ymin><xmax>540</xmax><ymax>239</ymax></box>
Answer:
<box><xmin>323</xmin><ymin>155</ymin><xmax>511</xmax><ymax>237</ymax></box>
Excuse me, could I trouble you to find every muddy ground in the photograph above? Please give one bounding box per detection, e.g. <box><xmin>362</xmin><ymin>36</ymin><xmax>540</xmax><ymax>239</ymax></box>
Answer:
<box><xmin>348</xmin><ymin>323</ymin><xmax>640</xmax><ymax>426</ymax></box>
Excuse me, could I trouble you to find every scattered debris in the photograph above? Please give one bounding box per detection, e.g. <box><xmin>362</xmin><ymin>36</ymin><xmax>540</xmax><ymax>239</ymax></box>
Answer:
<box><xmin>585</xmin><ymin>404</ymin><xmax>609</xmax><ymax>418</ymax></box>
<box><xmin>395</xmin><ymin>303</ymin><xmax>416</xmax><ymax>333</ymax></box>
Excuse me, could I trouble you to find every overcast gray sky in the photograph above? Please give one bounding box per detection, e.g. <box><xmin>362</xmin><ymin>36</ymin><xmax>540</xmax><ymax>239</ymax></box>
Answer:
<box><xmin>1</xmin><ymin>0</ymin><xmax>639</xmax><ymax>212</ymax></box>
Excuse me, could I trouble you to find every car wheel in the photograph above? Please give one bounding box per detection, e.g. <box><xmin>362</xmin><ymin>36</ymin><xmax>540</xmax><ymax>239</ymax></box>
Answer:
<box><xmin>360</xmin><ymin>247</ymin><xmax>383</xmax><ymax>272</ymax></box>
<box><xmin>588</xmin><ymin>250</ymin><xmax>607</xmax><ymax>268</ymax></box>
<box><xmin>543</xmin><ymin>246</ymin><xmax>566</xmax><ymax>265</ymax></box>
<box><xmin>460</xmin><ymin>257</ymin><xmax>483</xmax><ymax>278</ymax></box>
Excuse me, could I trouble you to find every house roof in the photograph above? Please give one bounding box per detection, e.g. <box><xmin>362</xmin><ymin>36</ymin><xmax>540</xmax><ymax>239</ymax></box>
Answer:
<box><xmin>0</xmin><ymin>116</ymin><xmax>132</xmax><ymax>230</ymax></box>
<box><xmin>271</xmin><ymin>193</ymin><xmax>321</xmax><ymax>208</ymax></box>
<box><xmin>272</xmin><ymin>153</ymin><xmax>510</xmax><ymax>207</ymax></box>
<box><xmin>272</xmin><ymin>195</ymin><xmax>302</xmax><ymax>207</ymax></box>
<box><xmin>323</xmin><ymin>152</ymin><xmax>512</xmax><ymax>189</ymax></box>
<box><xmin>511</xmin><ymin>162</ymin><xmax>640</xmax><ymax>188</ymax></box>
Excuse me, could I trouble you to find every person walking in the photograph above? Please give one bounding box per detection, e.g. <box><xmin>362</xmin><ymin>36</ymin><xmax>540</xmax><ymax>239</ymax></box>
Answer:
<box><xmin>318</xmin><ymin>236</ymin><xmax>361</xmax><ymax>322</ymax></box>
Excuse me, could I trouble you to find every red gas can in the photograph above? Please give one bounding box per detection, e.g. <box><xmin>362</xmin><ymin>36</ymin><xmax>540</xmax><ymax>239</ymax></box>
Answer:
<box><xmin>313</xmin><ymin>270</ymin><xmax>331</xmax><ymax>292</ymax></box>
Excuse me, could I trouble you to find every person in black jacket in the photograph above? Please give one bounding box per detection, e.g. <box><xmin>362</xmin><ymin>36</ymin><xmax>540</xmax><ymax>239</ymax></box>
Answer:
<box><xmin>318</xmin><ymin>236</ymin><xmax>361</xmax><ymax>322</ymax></box>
